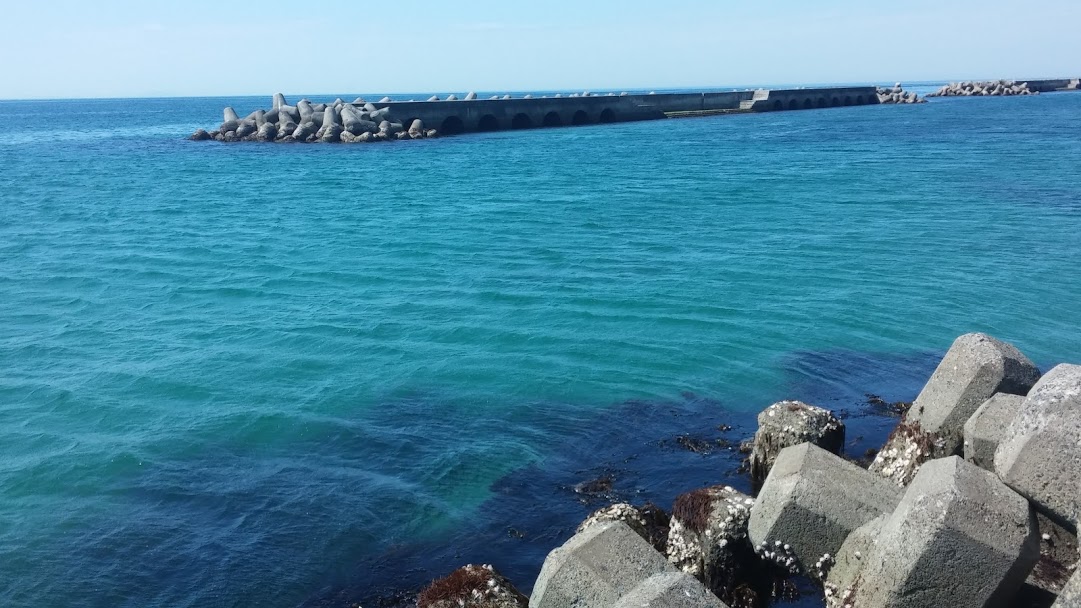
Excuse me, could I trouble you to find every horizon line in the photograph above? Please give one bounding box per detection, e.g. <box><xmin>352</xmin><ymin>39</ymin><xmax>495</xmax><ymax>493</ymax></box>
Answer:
<box><xmin>4</xmin><ymin>75</ymin><xmax>1077</xmax><ymax>103</ymax></box>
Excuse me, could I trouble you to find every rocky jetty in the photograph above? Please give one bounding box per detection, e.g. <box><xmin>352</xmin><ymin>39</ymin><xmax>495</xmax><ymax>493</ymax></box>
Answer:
<box><xmin>404</xmin><ymin>332</ymin><xmax>1079</xmax><ymax>608</ymax></box>
<box><xmin>190</xmin><ymin>94</ymin><xmax>439</xmax><ymax>143</ymax></box>
<box><xmin>928</xmin><ymin>80</ymin><xmax>1040</xmax><ymax>97</ymax></box>
<box><xmin>876</xmin><ymin>83</ymin><xmax>926</xmax><ymax>104</ymax></box>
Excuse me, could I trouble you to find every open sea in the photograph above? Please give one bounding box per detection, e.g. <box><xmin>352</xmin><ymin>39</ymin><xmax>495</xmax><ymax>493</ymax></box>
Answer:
<box><xmin>1</xmin><ymin>85</ymin><xmax>1080</xmax><ymax>608</ymax></box>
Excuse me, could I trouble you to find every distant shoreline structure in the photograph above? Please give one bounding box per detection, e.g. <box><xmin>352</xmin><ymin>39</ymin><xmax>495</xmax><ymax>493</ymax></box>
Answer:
<box><xmin>190</xmin><ymin>78</ymin><xmax>1080</xmax><ymax>144</ymax></box>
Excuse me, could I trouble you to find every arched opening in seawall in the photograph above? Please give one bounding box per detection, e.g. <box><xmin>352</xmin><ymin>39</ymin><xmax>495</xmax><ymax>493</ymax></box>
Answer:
<box><xmin>440</xmin><ymin>116</ymin><xmax>465</xmax><ymax>135</ymax></box>
<box><xmin>511</xmin><ymin>113</ymin><xmax>534</xmax><ymax>129</ymax></box>
<box><xmin>599</xmin><ymin>108</ymin><xmax>616</xmax><ymax>123</ymax></box>
<box><xmin>571</xmin><ymin>110</ymin><xmax>590</xmax><ymax>125</ymax></box>
<box><xmin>542</xmin><ymin>112</ymin><xmax>563</xmax><ymax>127</ymax></box>
<box><xmin>478</xmin><ymin>115</ymin><xmax>500</xmax><ymax>132</ymax></box>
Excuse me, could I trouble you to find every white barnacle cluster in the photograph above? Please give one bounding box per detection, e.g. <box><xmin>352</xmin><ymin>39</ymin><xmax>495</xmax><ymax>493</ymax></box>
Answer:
<box><xmin>814</xmin><ymin>552</ymin><xmax>836</xmax><ymax>579</ymax></box>
<box><xmin>668</xmin><ymin>487</ymin><xmax>755</xmax><ymax>575</ymax></box>
<box><xmin>454</xmin><ymin>564</ymin><xmax>517</xmax><ymax>608</ymax></box>
<box><xmin>823</xmin><ymin>582</ymin><xmax>857</xmax><ymax>608</ymax></box>
<box><xmin>755</xmin><ymin>539</ymin><xmax>800</xmax><ymax>575</ymax></box>
<box><xmin>666</xmin><ymin>517</ymin><xmax>704</xmax><ymax>575</ymax></box>
<box><xmin>577</xmin><ymin>503</ymin><xmax>647</xmax><ymax>535</ymax></box>
<box><xmin>769</xmin><ymin>401</ymin><xmax>841</xmax><ymax>445</ymax></box>
<box><xmin>873</xmin><ymin>427</ymin><xmax>944</xmax><ymax>486</ymax></box>
<box><xmin>876</xmin><ymin>439</ymin><xmax>919</xmax><ymax>484</ymax></box>
<box><xmin>717</xmin><ymin>491</ymin><xmax>754</xmax><ymax>538</ymax></box>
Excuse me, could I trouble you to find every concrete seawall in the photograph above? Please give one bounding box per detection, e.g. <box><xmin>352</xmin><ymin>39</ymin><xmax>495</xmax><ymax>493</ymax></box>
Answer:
<box><xmin>360</xmin><ymin>87</ymin><xmax>880</xmax><ymax>135</ymax></box>
<box><xmin>1024</xmin><ymin>78</ymin><xmax>1081</xmax><ymax>92</ymax></box>
<box><xmin>192</xmin><ymin>86</ymin><xmax>885</xmax><ymax>143</ymax></box>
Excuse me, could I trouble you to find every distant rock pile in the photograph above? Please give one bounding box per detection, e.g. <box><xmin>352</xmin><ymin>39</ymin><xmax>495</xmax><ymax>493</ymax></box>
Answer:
<box><xmin>928</xmin><ymin>80</ymin><xmax>1039</xmax><ymax>97</ymax></box>
<box><xmin>189</xmin><ymin>94</ymin><xmax>438</xmax><ymax>143</ymax></box>
<box><xmin>876</xmin><ymin>83</ymin><xmax>926</xmax><ymax>104</ymax></box>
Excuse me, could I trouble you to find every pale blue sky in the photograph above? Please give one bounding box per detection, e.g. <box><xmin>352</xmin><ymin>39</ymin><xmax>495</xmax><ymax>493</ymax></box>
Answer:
<box><xmin>3</xmin><ymin>0</ymin><xmax>1079</xmax><ymax>99</ymax></box>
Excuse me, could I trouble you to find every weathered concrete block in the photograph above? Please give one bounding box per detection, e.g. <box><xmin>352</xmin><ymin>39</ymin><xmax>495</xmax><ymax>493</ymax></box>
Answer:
<box><xmin>220</xmin><ymin>106</ymin><xmax>240</xmax><ymax>133</ymax></box>
<box><xmin>666</xmin><ymin>486</ymin><xmax>758</xmax><ymax>602</ymax></box>
<box><xmin>911</xmin><ymin>334</ymin><xmax>1040</xmax><ymax>445</ymax></box>
<box><xmin>292</xmin><ymin>121</ymin><xmax>317</xmax><ymax>140</ymax></box>
<box><xmin>578</xmin><ymin>503</ymin><xmax>670</xmax><ymax>553</ymax></box>
<box><xmin>996</xmin><ymin>364</ymin><xmax>1081</xmax><ymax>531</ymax></box>
<box><xmin>531</xmin><ymin>521</ymin><xmax>729</xmax><ymax>608</ymax></box>
<box><xmin>277</xmin><ymin>111</ymin><xmax>297</xmax><ymax>135</ymax></box>
<box><xmin>316</xmin><ymin>106</ymin><xmax>342</xmax><ymax>140</ymax></box>
<box><xmin>235</xmin><ymin>120</ymin><xmax>256</xmax><ymax>138</ymax></box>
<box><xmin>418</xmin><ymin>564</ymin><xmax>527</xmax><ymax>608</ymax></box>
<box><xmin>255</xmin><ymin>122</ymin><xmax>277</xmax><ymax>142</ymax></box>
<box><xmin>612</xmin><ymin>572</ymin><xmax>728</xmax><ymax>608</ymax></box>
<box><xmin>1053</xmin><ymin>570</ymin><xmax>1081</xmax><ymax>607</ymax></box>
<box><xmin>297</xmin><ymin>100</ymin><xmax>314</xmax><ymax>122</ymax></box>
<box><xmin>1028</xmin><ymin>511</ymin><xmax>1080</xmax><ymax>596</ymax></box>
<box><xmin>341</xmin><ymin>105</ymin><xmax>378</xmax><ymax>135</ymax></box>
<box><xmin>749</xmin><ymin>401</ymin><xmax>845</xmax><ymax>489</ymax></box>
<box><xmin>964</xmin><ymin>393</ymin><xmax>1025</xmax><ymax>470</ymax></box>
<box><xmin>379</xmin><ymin>120</ymin><xmax>404</xmax><ymax>135</ymax></box>
<box><xmin>871</xmin><ymin>333</ymin><xmax>1040</xmax><ymax>486</ymax></box>
<box><xmin>748</xmin><ymin>443</ymin><xmax>903</xmax><ymax>574</ymax></box>
<box><xmin>846</xmin><ymin>457</ymin><xmax>1040</xmax><ymax>608</ymax></box>
<box><xmin>823</xmin><ymin>515</ymin><xmax>886</xmax><ymax>607</ymax></box>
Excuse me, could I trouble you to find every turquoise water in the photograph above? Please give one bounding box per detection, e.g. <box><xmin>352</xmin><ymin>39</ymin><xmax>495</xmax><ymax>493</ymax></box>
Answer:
<box><xmin>1</xmin><ymin>90</ymin><xmax>1080</xmax><ymax>607</ymax></box>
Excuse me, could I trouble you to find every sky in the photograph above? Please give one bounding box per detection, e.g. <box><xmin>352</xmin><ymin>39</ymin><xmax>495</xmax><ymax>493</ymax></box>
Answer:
<box><xmin>2</xmin><ymin>0</ymin><xmax>1079</xmax><ymax>99</ymax></box>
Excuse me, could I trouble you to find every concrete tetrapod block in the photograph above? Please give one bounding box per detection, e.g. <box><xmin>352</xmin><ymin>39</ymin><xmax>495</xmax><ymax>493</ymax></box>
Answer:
<box><xmin>1053</xmin><ymin>570</ymin><xmax>1081</xmax><ymax>606</ymax></box>
<box><xmin>612</xmin><ymin>572</ymin><xmax>728</xmax><ymax>608</ymax></box>
<box><xmin>577</xmin><ymin>503</ymin><xmax>670</xmax><ymax>553</ymax></box>
<box><xmin>749</xmin><ymin>400</ymin><xmax>845</xmax><ymax>490</ymax></box>
<box><xmin>748</xmin><ymin>443</ymin><xmax>903</xmax><ymax>574</ymax></box>
<box><xmin>418</xmin><ymin>564</ymin><xmax>528</xmax><ymax>608</ymax></box>
<box><xmin>964</xmin><ymin>393</ymin><xmax>1026</xmax><ymax>470</ymax></box>
<box><xmin>848</xmin><ymin>457</ymin><xmax>1040</xmax><ymax>608</ymax></box>
<box><xmin>666</xmin><ymin>486</ymin><xmax>759</xmax><ymax>603</ymax></box>
<box><xmin>824</xmin><ymin>515</ymin><xmax>886</xmax><ymax>605</ymax></box>
<box><xmin>531</xmin><ymin>521</ymin><xmax>729</xmax><ymax>608</ymax></box>
<box><xmin>1028</xmin><ymin>511</ymin><xmax>1080</xmax><ymax>595</ymax></box>
<box><xmin>871</xmin><ymin>333</ymin><xmax>1040</xmax><ymax>486</ymax></box>
<box><xmin>996</xmin><ymin>364</ymin><xmax>1081</xmax><ymax>531</ymax></box>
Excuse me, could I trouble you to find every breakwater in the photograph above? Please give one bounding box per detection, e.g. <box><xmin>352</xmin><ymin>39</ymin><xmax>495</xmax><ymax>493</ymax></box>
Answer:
<box><xmin>412</xmin><ymin>333</ymin><xmax>1081</xmax><ymax>608</ymax></box>
<box><xmin>929</xmin><ymin>78</ymin><xmax>1081</xmax><ymax>97</ymax></box>
<box><xmin>190</xmin><ymin>86</ymin><xmax>882</xmax><ymax>143</ymax></box>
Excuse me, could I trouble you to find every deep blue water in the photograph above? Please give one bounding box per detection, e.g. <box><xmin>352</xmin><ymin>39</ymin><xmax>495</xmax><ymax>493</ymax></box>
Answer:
<box><xmin>1</xmin><ymin>87</ymin><xmax>1080</xmax><ymax>608</ymax></box>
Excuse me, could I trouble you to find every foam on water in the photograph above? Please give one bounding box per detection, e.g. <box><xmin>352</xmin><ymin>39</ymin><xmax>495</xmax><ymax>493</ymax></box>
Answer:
<box><xmin>0</xmin><ymin>91</ymin><xmax>1080</xmax><ymax>607</ymax></box>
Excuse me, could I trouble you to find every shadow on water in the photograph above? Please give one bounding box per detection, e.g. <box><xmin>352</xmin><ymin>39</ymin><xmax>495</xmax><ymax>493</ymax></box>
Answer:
<box><xmin>301</xmin><ymin>347</ymin><xmax>941</xmax><ymax>608</ymax></box>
